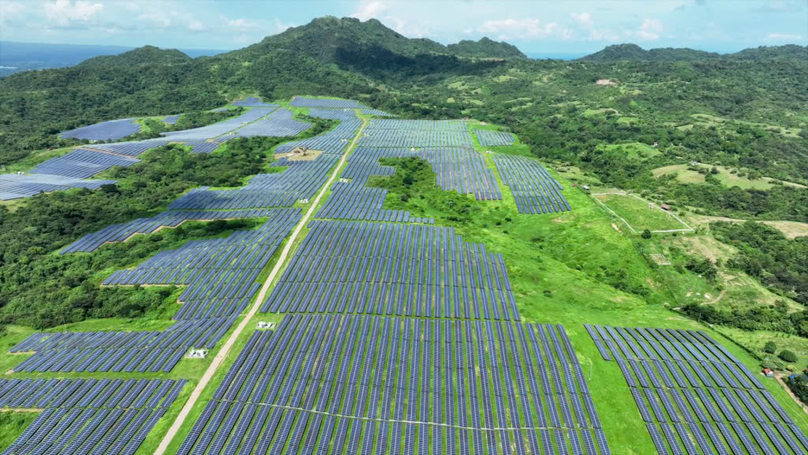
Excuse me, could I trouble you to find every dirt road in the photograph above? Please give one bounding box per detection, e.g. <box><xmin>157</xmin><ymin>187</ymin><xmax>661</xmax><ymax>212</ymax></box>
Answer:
<box><xmin>154</xmin><ymin>118</ymin><xmax>368</xmax><ymax>454</ymax></box>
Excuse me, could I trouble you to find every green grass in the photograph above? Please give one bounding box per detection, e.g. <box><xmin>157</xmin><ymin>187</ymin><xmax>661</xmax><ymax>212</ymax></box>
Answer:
<box><xmin>594</xmin><ymin>193</ymin><xmax>689</xmax><ymax>232</ymax></box>
<box><xmin>598</xmin><ymin>142</ymin><xmax>660</xmax><ymax>161</ymax></box>
<box><xmin>0</xmin><ymin>412</ymin><xmax>39</xmax><ymax>451</ymax></box>
<box><xmin>653</xmin><ymin>163</ymin><xmax>806</xmax><ymax>190</ymax></box>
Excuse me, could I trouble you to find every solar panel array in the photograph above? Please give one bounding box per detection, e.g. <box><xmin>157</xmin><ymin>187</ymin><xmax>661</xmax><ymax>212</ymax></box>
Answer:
<box><xmin>262</xmin><ymin>220</ymin><xmax>519</xmax><ymax>320</ymax></box>
<box><xmin>476</xmin><ymin>130</ymin><xmax>516</xmax><ymax>146</ymax></box>
<box><xmin>315</xmin><ymin>181</ymin><xmax>433</xmax><ymax>224</ymax></box>
<box><xmin>362</xmin><ymin>108</ymin><xmax>394</xmax><ymax>117</ymax></box>
<box><xmin>170</xmin><ymin>111</ymin><xmax>361</xmax><ymax>211</ymax></box>
<box><xmin>161</xmin><ymin>108</ymin><xmax>275</xmax><ymax>141</ymax></box>
<box><xmin>343</xmin><ymin>146</ymin><xmax>502</xmax><ymax>200</ymax></box>
<box><xmin>0</xmin><ymin>378</ymin><xmax>185</xmax><ymax>455</ymax></box>
<box><xmin>0</xmin><ymin>173</ymin><xmax>116</xmax><ymax>200</ymax></box>
<box><xmin>177</xmin><ymin>314</ymin><xmax>611</xmax><ymax>455</ymax></box>
<box><xmin>587</xmin><ymin>324</ymin><xmax>808</xmax><ymax>455</ymax></box>
<box><xmin>179</xmin><ymin>139</ymin><xmax>225</xmax><ymax>154</ymax></box>
<box><xmin>290</xmin><ymin>97</ymin><xmax>367</xmax><ymax>108</ymax></box>
<box><xmin>10</xmin><ymin>317</ymin><xmax>235</xmax><ymax>373</ymax></box>
<box><xmin>103</xmin><ymin>209</ymin><xmax>301</xmax><ymax>320</ymax></box>
<box><xmin>493</xmin><ymin>154</ymin><xmax>571</xmax><ymax>214</ymax></box>
<box><xmin>163</xmin><ymin>115</ymin><xmax>180</xmax><ymax>125</ymax></box>
<box><xmin>234</xmin><ymin>109</ymin><xmax>311</xmax><ymax>138</ymax></box>
<box><xmin>61</xmin><ymin>208</ymin><xmax>279</xmax><ymax>253</ymax></box>
<box><xmin>231</xmin><ymin>97</ymin><xmax>279</xmax><ymax>107</ymax></box>
<box><xmin>60</xmin><ymin>118</ymin><xmax>141</xmax><ymax>141</ymax></box>
<box><xmin>275</xmin><ymin>108</ymin><xmax>361</xmax><ymax>155</ymax></box>
<box><xmin>14</xmin><ymin>209</ymin><xmax>302</xmax><ymax>375</ymax></box>
<box><xmin>90</xmin><ymin>140</ymin><xmax>169</xmax><ymax>157</ymax></box>
<box><xmin>30</xmin><ymin>148</ymin><xmax>140</xmax><ymax>179</ymax></box>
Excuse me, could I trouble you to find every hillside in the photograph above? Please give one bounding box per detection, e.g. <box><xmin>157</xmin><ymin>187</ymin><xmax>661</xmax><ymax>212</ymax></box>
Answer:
<box><xmin>78</xmin><ymin>45</ymin><xmax>193</xmax><ymax>68</ymax></box>
<box><xmin>580</xmin><ymin>43</ymin><xmax>720</xmax><ymax>61</ymax></box>
<box><xmin>581</xmin><ymin>43</ymin><xmax>808</xmax><ymax>62</ymax></box>
<box><xmin>447</xmin><ymin>37</ymin><xmax>527</xmax><ymax>59</ymax></box>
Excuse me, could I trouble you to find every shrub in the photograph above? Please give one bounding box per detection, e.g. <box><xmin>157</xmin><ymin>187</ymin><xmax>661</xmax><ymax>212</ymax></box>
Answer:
<box><xmin>641</xmin><ymin>229</ymin><xmax>652</xmax><ymax>239</ymax></box>
<box><xmin>763</xmin><ymin>341</ymin><xmax>777</xmax><ymax>354</ymax></box>
<box><xmin>779</xmin><ymin>350</ymin><xmax>798</xmax><ymax>363</ymax></box>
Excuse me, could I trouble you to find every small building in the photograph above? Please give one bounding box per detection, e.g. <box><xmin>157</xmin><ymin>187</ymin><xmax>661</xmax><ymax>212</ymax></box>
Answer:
<box><xmin>298</xmin><ymin>199</ymin><xmax>310</xmax><ymax>204</ymax></box>
<box><xmin>653</xmin><ymin>141</ymin><xmax>659</xmax><ymax>148</ymax></box>
<box><xmin>258</xmin><ymin>321</ymin><xmax>276</xmax><ymax>330</ymax></box>
<box><xmin>582</xmin><ymin>185</ymin><xmax>590</xmax><ymax>191</ymax></box>
<box><xmin>762</xmin><ymin>368</ymin><xmax>774</xmax><ymax>378</ymax></box>
<box><xmin>660</xmin><ymin>204</ymin><xmax>671</xmax><ymax>211</ymax></box>
<box><xmin>186</xmin><ymin>349</ymin><xmax>208</xmax><ymax>359</ymax></box>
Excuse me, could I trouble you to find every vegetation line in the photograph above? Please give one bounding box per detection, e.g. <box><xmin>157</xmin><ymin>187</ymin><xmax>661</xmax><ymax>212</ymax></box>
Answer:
<box><xmin>153</xmin><ymin>117</ymin><xmax>369</xmax><ymax>455</ymax></box>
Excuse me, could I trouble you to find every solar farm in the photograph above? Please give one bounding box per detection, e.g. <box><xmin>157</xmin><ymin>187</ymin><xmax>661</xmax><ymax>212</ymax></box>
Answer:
<box><xmin>587</xmin><ymin>325</ymin><xmax>808</xmax><ymax>455</ymax></box>
<box><xmin>9</xmin><ymin>95</ymin><xmax>805</xmax><ymax>455</ymax></box>
<box><xmin>60</xmin><ymin>118</ymin><xmax>142</xmax><ymax>141</ymax></box>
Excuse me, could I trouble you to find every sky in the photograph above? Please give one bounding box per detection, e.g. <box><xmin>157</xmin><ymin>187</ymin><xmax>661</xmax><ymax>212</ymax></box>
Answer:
<box><xmin>0</xmin><ymin>0</ymin><xmax>806</xmax><ymax>54</ymax></box>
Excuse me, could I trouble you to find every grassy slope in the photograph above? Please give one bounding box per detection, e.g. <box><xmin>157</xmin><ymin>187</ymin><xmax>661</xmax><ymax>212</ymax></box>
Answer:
<box><xmin>594</xmin><ymin>193</ymin><xmax>689</xmax><ymax>231</ymax></box>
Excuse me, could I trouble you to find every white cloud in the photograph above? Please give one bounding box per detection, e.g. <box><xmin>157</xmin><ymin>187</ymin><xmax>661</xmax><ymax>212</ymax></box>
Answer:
<box><xmin>274</xmin><ymin>18</ymin><xmax>294</xmax><ymax>34</ymax></box>
<box><xmin>221</xmin><ymin>16</ymin><xmax>260</xmax><ymax>32</ymax></box>
<box><xmin>353</xmin><ymin>0</ymin><xmax>388</xmax><ymax>21</ymax></box>
<box><xmin>630</xmin><ymin>18</ymin><xmax>663</xmax><ymax>41</ymax></box>
<box><xmin>188</xmin><ymin>20</ymin><xmax>206</xmax><ymax>32</ymax></box>
<box><xmin>766</xmin><ymin>32</ymin><xmax>802</xmax><ymax>41</ymax></box>
<box><xmin>0</xmin><ymin>1</ymin><xmax>25</xmax><ymax>26</ymax></box>
<box><xmin>384</xmin><ymin>16</ymin><xmax>429</xmax><ymax>38</ymax></box>
<box><xmin>43</xmin><ymin>0</ymin><xmax>103</xmax><ymax>28</ymax></box>
<box><xmin>571</xmin><ymin>12</ymin><xmax>593</xmax><ymax>27</ymax></box>
<box><xmin>477</xmin><ymin>18</ymin><xmax>572</xmax><ymax>40</ymax></box>
<box><xmin>138</xmin><ymin>10</ymin><xmax>174</xmax><ymax>29</ymax></box>
<box><xmin>590</xmin><ymin>28</ymin><xmax>620</xmax><ymax>41</ymax></box>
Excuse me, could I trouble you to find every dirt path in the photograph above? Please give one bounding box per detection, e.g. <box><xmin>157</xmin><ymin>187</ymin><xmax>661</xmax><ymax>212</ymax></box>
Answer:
<box><xmin>702</xmin><ymin>289</ymin><xmax>726</xmax><ymax>305</ymax></box>
<box><xmin>775</xmin><ymin>374</ymin><xmax>808</xmax><ymax>415</ymax></box>
<box><xmin>154</xmin><ymin>118</ymin><xmax>368</xmax><ymax>454</ymax></box>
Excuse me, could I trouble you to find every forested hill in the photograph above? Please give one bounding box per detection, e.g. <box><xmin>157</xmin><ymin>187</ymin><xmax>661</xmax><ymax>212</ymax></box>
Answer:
<box><xmin>237</xmin><ymin>16</ymin><xmax>526</xmax><ymax>63</ymax></box>
<box><xmin>580</xmin><ymin>43</ymin><xmax>808</xmax><ymax>62</ymax></box>
<box><xmin>580</xmin><ymin>44</ymin><xmax>720</xmax><ymax>62</ymax></box>
<box><xmin>447</xmin><ymin>37</ymin><xmax>527</xmax><ymax>59</ymax></box>
<box><xmin>78</xmin><ymin>46</ymin><xmax>193</xmax><ymax>68</ymax></box>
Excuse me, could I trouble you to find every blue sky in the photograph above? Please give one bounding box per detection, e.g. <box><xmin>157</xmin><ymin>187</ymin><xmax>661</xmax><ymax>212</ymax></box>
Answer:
<box><xmin>1</xmin><ymin>0</ymin><xmax>806</xmax><ymax>53</ymax></box>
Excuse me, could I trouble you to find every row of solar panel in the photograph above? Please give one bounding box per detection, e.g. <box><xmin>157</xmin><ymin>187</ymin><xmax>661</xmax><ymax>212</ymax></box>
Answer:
<box><xmin>61</xmin><ymin>208</ymin><xmax>280</xmax><ymax>253</ymax></box>
<box><xmin>168</xmin><ymin>158</ymin><xmax>339</xmax><ymax>210</ymax></box>
<box><xmin>0</xmin><ymin>379</ymin><xmax>185</xmax><ymax>455</ymax></box>
<box><xmin>0</xmin><ymin>378</ymin><xmax>184</xmax><ymax>410</ymax></box>
<box><xmin>232</xmin><ymin>109</ymin><xmax>311</xmax><ymax>138</ymax></box>
<box><xmin>588</xmin><ymin>324</ymin><xmax>808</xmax><ymax>455</ymax></box>
<box><xmin>291</xmin><ymin>97</ymin><xmax>367</xmax><ymax>109</ymax></box>
<box><xmin>475</xmin><ymin>129</ymin><xmax>516</xmax><ymax>146</ymax></box>
<box><xmin>0</xmin><ymin>173</ymin><xmax>115</xmax><ymax>200</ymax></box>
<box><xmin>60</xmin><ymin>118</ymin><xmax>141</xmax><ymax>141</ymax></box>
<box><xmin>30</xmin><ymin>148</ymin><xmax>140</xmax><ymax>179</ymax></box>
<box><xmin>343</xmin><ymin>146</ymin><xmax>502</xmax><ymax>201</ymax></box>
<box><xmin>315</xmin><ymin>181</ymin><xmax>434</xmax><ymax>224</ymax></box>
<box><xmin>261</xmin><ymin>220</ymin><xmax>519</xmax><ymax>320</ymax></box>
<box><xmin>10</xmin><ymin>316</ymin><xmax>235</xmax><ymax>373</ymax></box>
<box><xmin>231</xmin><ymin>97</ymin><xmax>279</xmax><ymax>107</ymax></box>
<box><xmin>493</xmin><ymin>154</ymin><xmax>571</xmax><ymax>214</ymax></box>
<box><xmin>360</xmin><ymin>130</ymin><xmax>475</xmax><ymax>148</ymax></box>
<box><xmin>102</xmin><ymin>210</ymin><xmax>300</xmax><ymax>319</ymax></box>
<box><xmin>177</xmin><ymin>314</ymin><xmax>611</xmax><ymax>455</ymax></box>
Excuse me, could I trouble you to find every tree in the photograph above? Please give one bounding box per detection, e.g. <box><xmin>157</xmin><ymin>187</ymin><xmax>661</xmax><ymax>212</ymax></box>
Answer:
<box><xmin>641</xmin><ymin>229</ymin><xmax>652</xmax><ymax>239</ymax></box>
<box><xmin>779</xmin><ymin>350</ymin><xmax>797</xmax><ymax>363</ymax></box>
<box><xmin>763</xmin><ymin>341</ymin><xmax>777</xmax><ymax>354</ymax></box>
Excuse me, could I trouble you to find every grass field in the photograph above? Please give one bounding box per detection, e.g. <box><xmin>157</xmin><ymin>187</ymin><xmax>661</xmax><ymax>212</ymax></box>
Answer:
<box><xmin>653</xmin><ymin>163</ymin><xmax>806</xmax><ymax>190</ymax></box>
<box><xmin>593</xmin><ymin>192</ymin><xmax>691</xmax><ymax>232</ymax></box>
<box><xmin>597</xmin><ymin>142</ymin><xmax>661</xmax><ymax>161</ymax></box>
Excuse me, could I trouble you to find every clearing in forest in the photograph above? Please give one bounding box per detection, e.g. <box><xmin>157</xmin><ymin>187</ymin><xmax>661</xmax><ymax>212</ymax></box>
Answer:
<box><xmin>592</xmin><ymin>192</ymin><xmax>692</xmax><ymax>233</ymax></box>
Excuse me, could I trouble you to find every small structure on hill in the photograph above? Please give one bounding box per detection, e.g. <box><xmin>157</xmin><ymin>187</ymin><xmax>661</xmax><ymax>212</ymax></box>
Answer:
<box><xmin>258</xmin><ymin>321</ymin><xmax>276</xmax><ymax>330</ymax></box>
<box><xmin>762</xmin><ymin>368</ymin><xmax>774</xmax><ymax>378</ymax></box>
<box><xmin>660</xmin><ymin>204</ymin><xmax>671</xmax><ymax>211</ymax></box>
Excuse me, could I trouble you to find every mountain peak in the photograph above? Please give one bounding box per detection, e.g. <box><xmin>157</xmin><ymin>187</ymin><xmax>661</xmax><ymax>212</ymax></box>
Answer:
<box><xmin>79</xmin><ymin>45</ymin><xmax>192</xmax><ymax>67</ymax></box>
